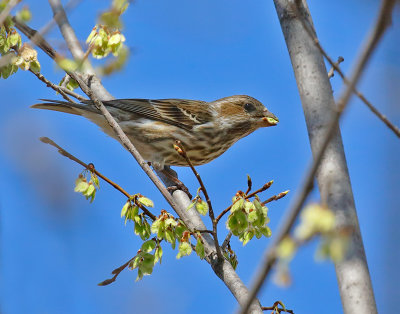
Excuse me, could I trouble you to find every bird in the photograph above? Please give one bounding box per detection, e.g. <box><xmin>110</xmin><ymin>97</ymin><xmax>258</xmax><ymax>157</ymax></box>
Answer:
<box><xmin>32</xmin><ymin>95</ymin><xmax>279</xmax><ymax>170</ymax></box>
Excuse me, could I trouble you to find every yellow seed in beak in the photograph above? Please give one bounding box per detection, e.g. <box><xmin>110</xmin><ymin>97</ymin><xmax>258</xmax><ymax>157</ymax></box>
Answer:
<box><xmin>262</xmin><ymin>117</ymin><xmax>279</xmax><ymax>125</ymax></box>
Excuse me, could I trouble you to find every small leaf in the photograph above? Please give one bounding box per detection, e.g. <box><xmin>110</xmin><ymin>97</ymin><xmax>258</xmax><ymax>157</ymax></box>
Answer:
<box><xmin>141</xmin><ymin>240</ymin><xmax>156</xmax><ymax>253</ymax></box>
<box><xmin>151</xmin><ymin>219</ymin><xmax>161</xmax><ymax>234</ymax></box>
<box><xmin>7</xmin><ymin>32</ymin><xmax>21</xmax><ymax>48</ymax></box>
<box><xmin>187</xmin><ymin>201</ymin><xmax>195</xmax><ymax>210</ymax></box>
<box><xmin>86</xmin><ymin>26</ymin><xmax>98</xmax><ymax>44</ymax></box>
<box><xmin>74</xmin><ymin>177</ymin><xmax>89</xmax><ymax>193</ymax></box>
<box><xmin>195</xmin><ymin>237</ymin><xmax>205</xmax><ymax>259</ymax></box>
<box><xmin>231</xmin><ymin>198</ymin><xmax>244</xmax><ymax>212</ymax></box>
<box><xmin>165</xmin><ymin>229</ymin><xmax>175</xmax><ymax>245</ymax></box>
<box><xmin>260</xmin><ymin>226</ymin><xmax>272</xmax><ymax>238</ymax></box>
<box><xmin>121</xmin><ymin>201</ymin><xmax>130</xmax><ymax>217</ymax></box>
<box><xmin>244</xmin><ymin>201</ymin><xmax>255</xmax><ymax>214</ymax></box>
<box><xmin>138</xmin><ymin>196</ymin><xmax>154</xmax><ymax>208</ymax></box>
<box><xmin>154</xmin><ymin>246</ymin><xmax>163</xmax><ymax>264</ymax></box>
<box><xmin>29</xmin><ymin>60</ymin><xmax>40</xmax><ymax>73</ymax></box>
<box><xmin>241</xmin><ymin>230</ymin><xmax>254</xmax><ymax>246</ymax></box>
<box><xmin>247</xmin><ymin>210</ymin><xmax>258</xmax><ymax>223</ymax></box>
<box><xmin>176</xmin><ymin>242</ymin><xmax>192</xmax><ymax>259</ymax></box>
<box><xmin>165</xmin><ymin>217</ymin><xmax>177</xmax><ymax>227</ymax></box>
<box><xmin>195</xmin><ymin>199</ymin><xmax>209</xmax><ymax>216</ymax></box>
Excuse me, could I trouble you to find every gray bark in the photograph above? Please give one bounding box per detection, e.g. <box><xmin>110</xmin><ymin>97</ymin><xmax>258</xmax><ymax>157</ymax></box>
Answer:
<box><xmin>273</xmin><ymin>1</ymin><xmax>377</xmax><ymax>313</ymax></box>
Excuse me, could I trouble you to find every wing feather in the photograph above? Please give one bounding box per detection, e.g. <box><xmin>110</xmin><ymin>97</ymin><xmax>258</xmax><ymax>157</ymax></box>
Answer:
<box><xmin>96</xmin><ymin>98</ymin><xmax>212</xmax><ymax>129</ymax></box>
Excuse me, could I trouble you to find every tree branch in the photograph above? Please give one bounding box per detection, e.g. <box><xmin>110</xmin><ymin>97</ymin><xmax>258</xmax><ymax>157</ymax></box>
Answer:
<box><xmin>240</xmin><ymin>0</ymin><xmax>396</xmax><ymax>313</ymax></box>
<box><xmin>294</xmin><ymin>2</ymin><xmax>400</xmax><ymax>138</ymax></box>
<box><xmin>29</xmin><ymin>70</ymin><xmax>77</xmax><ymax>103</ymax></box>
<box><xmin>48</xmin><ymin>0</ymin><xmax>85</xmax><ymax>60</ymax></box>
<box><xmin>174</xmin><ymin>140</ymin><xmax>224</xmax><ymax>260</ymax></box>
<box><xmin>216</xmin><ymin>180</ymin><xmax>273</xmax><ymax>224</ymax></box>
<box><xmin>39</xmin><ymin>137</ymin><xmax>156</xmax><ymax>220</ymax></box>
<box><xmin>16</xmin><ymin>13</ymin><xmax>263</xmax><ymax>312</ymax></box>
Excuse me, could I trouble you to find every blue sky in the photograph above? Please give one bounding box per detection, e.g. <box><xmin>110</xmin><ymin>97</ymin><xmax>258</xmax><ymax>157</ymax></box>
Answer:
<box><xmin>1</xmin><ymin>0</ymin><xmax>399</xmax><ymax>313</ymax></box>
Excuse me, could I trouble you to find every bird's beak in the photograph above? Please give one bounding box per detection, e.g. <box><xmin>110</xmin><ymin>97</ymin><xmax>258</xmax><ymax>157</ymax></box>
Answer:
<box><xmin>260</xmin><ymin>110</ymin><xmax>279</xmax><ymax>126</ymax></box>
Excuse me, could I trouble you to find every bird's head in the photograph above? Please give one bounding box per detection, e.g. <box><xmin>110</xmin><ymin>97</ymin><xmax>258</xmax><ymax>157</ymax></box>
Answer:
<box><xmin>212</xmin><ymin>95</ymin><xmax>279</xmax><ymax>134</ymax></box>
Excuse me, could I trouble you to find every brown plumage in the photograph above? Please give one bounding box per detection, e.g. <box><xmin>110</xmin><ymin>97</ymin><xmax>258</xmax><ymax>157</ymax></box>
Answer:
<box><xmin>32</xmin><ymin>95</ymin><xmax>278</xmax><ymax>169</ymax></box>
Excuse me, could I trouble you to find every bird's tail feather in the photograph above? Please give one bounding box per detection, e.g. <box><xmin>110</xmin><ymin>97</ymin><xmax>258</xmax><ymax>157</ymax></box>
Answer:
<box><xmin>31</xmin><ymin>99</ymin><xmax>97</xmax><ymax>116</ymax></box>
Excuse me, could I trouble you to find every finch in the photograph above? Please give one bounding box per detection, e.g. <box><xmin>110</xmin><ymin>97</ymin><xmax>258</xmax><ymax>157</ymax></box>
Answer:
<box><xmin>32</xmin><ymin>95</ymin><xmax>278</xmax><ymax>170</ymax></box>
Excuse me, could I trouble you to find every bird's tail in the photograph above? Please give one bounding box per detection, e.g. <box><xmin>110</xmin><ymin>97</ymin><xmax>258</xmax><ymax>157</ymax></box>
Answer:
<box><xmin>31</xmin><ymin>99</ymin><xmax>97</xmax><ymax>116</ymax></box>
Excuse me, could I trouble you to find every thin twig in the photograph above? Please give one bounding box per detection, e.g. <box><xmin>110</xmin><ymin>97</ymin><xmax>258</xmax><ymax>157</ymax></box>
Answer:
<box><xmin>174</xmin><ymin>140</ymin><xmax>224</xmax><ymax>260</ymax></box>
<box><xmin>261</xmin><ymin>303</ymin><xmax>294</xmax><ymax>314</ymax></box>
<box><xmin>245</xmin><ymin>175</ymin><xmax>252</xmax><ymax>195</ymax></box>
<box><xmin>222</xmin><ymin>232</ymin><xmax>232</xmax><ymax>250</ymax></box>
<box><xmin>295</xmin><ymin>3</ymin><xmax>400</xmax><ymax>138</ymax></box>
<box><xmin>29</xmin><ymin>70</ymin><xmax>76</xmax><ymax>103</ymax></box>
<box><xmin>327</xmin><ymin>56</ymin><xmax>344</xmax><ymax>79</ymax></box>
<box><xmin>261</xmin><ymin>301</ymin><xmax>294</xmax><ymax>313</ymax></box>
<box><xmin>261</xmin><ymin>190</ymin><xmax>290</xmax><ymax>206</ymax></box>
<box><xmin>39</xmin><ymin>137</ymin><xmax>156</xmax><ymax>220</ymax></box>
<box><xmin>193</xmin><ymin>229</ymin><xmax>214</xmax><ymax>235</ymax></box>
<box><xmin>57</xmin><ymin>85</ymin><xmax>87</xmax><ymax>101</ymax></box>
<box><xmin>216</xmin><ymin>180</ymin><xmax>273</xmax><ymax>224</ymax></box>
<box><xmin>240</xmin><ymin>1</ymin><xmax>396</xmax><ymax>313</ymax></box>
<box><xmin>98</xmin><ymin>256</ymin><xmax>135</xmax><ymax>286</ymax></box>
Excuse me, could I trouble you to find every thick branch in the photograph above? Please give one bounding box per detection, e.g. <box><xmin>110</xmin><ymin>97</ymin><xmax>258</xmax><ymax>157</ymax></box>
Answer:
<box><xmin>240</xmin><ymin>1</ymin><xmax>396</xmax><ymax>313</ymax></box>
<box><xmin>48</xmin><ymin>0</ymin><xmax>85</xmax><ymax>60</ymax></box>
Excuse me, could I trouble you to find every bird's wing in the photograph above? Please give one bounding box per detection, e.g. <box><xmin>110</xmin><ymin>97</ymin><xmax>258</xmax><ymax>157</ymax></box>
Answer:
<box><xmin>97</xmin><ymin>98</ymin><xmax>213</xmax><ymax>130</ymax></box>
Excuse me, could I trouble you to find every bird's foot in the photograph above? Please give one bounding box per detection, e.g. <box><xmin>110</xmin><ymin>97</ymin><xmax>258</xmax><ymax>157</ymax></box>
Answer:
<box><xmin>157</xmin><ymin>166</ymin><xmax>192</xmax><ymax>199</ymax></box>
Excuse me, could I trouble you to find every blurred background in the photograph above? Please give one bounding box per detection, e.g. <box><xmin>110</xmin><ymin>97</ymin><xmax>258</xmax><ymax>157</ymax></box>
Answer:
<box><xmin>1</xmin><ymin>0</ymin><xmax>399</xmax><ymax>313</ymax></box>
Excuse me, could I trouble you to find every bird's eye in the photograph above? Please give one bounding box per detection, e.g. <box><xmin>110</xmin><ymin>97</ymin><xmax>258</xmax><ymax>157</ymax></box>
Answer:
<box><xmin>244</xmin><ymin>103</ymin><xmax>256</xmax><ymax>113</ymax></box>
